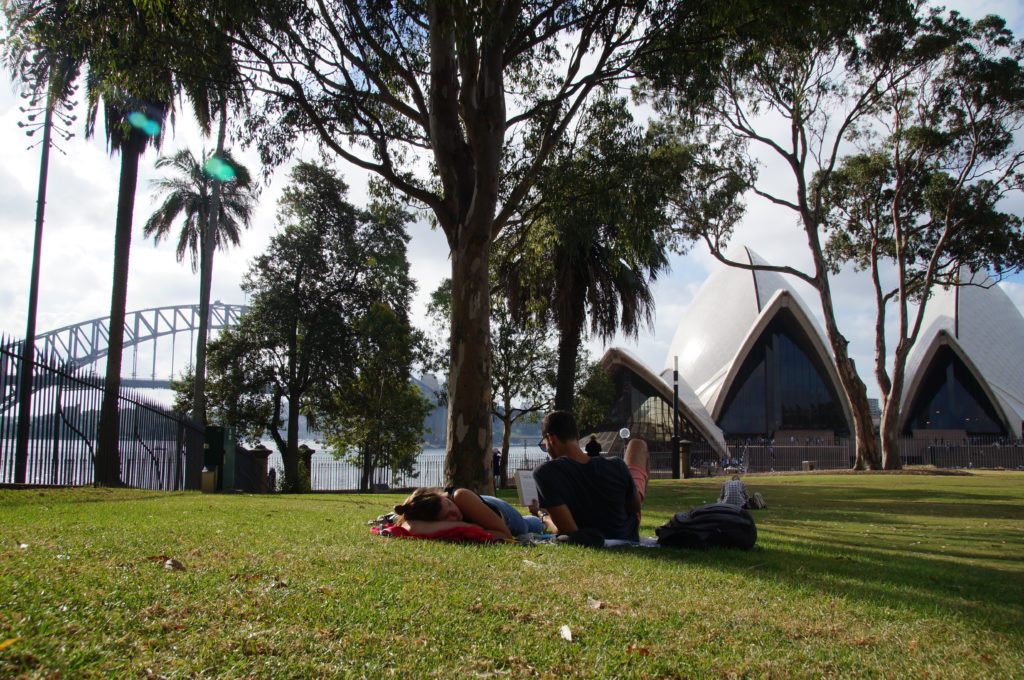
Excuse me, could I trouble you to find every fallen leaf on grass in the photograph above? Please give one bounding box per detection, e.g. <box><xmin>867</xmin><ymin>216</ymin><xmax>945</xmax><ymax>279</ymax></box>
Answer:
<box><xmin>586</xmin><ymin>597</ymin><xmax>603</xmax><ymax>609</ymax></box>
<box><xmin>0</xmin><ymin>638</ymin><xmax>19</xmax><ymax>651</ymax></box>
<box><xmin>523</xmin><ymin>559</ymin><xmax>540</xmax><ymax>568</ymax></box>
<box><xmin>559</xmin><ymin>625</ymin><xmax>573</xmax><ymax>642</ymax></box>
<box><xmin>627</xmin><ymin>644</ymin><xmax>650</xmax><ymax>656</ymax></box>
<box><xmin>144</xmin><ymin>555</ymin><xmax>185</xmax><ymax>571</ymax></box>
<box><xmin>17</xmin><ymin>543</ymin><xmax>28</xmax><ymax>550</ymax></box>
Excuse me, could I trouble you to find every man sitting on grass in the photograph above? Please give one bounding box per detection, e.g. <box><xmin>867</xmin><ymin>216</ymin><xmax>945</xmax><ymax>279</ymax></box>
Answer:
<box><xmin>719</xmin><ymin>474</ymin><xmax>766</xmax><ymax>510</ymax></box>
<box><xmin>530</xmin><ymin>410</ymin><xmax>649</xmax><ymax>542</ymax></box>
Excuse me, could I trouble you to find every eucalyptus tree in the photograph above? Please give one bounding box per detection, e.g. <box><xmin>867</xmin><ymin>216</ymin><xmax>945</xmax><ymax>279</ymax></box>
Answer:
<box><xmin>822</xmin><ymin>13</ymin><xmax>1024</xmax><ymax>468</ymax></box>
<box><xmin>640</xmin><ymin>0</ymin><xmax>932</xmax><ymax>469</ymax></box>
<box><xmin>143</xmin><ymin>147</ymin><xmax>257</xmax><ymax>423</ymax></box>
<box><xmin>496</xmin><ymin>95</ymin><xmax>675</xmax><ymax>413</ymax></box>
<box><xmin>216</xmin><ymin>0</ymin><xmax>679</xmax><ymax>491</ymax></box>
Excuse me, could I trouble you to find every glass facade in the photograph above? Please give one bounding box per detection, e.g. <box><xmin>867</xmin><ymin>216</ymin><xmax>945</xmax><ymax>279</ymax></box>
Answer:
<box><xmin>718</xmin><ymin>310</ymin><xmax>847</xmax><ymax>437</ymax></box>
<box><xmin>903</xmin><ymin>345</ymin><xmax>1006</xmax><ymax>435</ymax></box>
<box><xmin>588</xmin><ymin>366</ymin><xmax>709</xmax><ymax>454</ymax></box>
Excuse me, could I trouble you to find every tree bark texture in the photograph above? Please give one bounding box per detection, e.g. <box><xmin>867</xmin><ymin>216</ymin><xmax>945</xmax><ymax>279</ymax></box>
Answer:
<box><xmin>96</xmin><ymin>132</ymin><xmax>146</xmax><ymax>486</ymax></box>
<box><xmin>444</xmin><ymin>234</ymin><xmax>493</xmax><ymax>491</ymax></box>
<box><xmin>880</xmin><ymin>347</ymin><xmax>909</xmax><ymax>470</ymax></box>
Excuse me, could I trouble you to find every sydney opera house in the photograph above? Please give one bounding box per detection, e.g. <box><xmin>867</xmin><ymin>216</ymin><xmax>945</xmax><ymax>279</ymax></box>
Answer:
<box><xmin>585</xmin><ymin>249</ymin><xmax>1024</xmax><ymax>465</ymax></box>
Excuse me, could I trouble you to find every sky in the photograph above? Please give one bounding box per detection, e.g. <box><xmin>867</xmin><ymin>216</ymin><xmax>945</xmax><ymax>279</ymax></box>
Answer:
<box><xmin>1</xmin><ymin>1</ymin><xmax>1022</xmax><ymax>406</ymax></box>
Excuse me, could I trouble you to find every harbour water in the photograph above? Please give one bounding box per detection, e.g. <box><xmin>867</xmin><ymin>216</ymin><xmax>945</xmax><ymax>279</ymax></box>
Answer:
<box><xmin>266</xmin><ymin>441</ymin><xmax>550</xmax><ymax>491</ymax></box>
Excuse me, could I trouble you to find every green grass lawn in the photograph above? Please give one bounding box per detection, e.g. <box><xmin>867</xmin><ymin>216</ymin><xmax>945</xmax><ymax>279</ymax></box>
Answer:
<box><xmin>1</xmin><ymin>471</ymin><xmax>1022</xmax><ymax>679</ymax></box>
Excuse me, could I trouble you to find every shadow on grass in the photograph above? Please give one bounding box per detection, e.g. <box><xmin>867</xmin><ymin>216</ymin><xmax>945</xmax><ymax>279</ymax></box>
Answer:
<box><xmin>625</xmin><ymin>481</ymin><xmax>1024</xmax><ymax>633</ymax></box>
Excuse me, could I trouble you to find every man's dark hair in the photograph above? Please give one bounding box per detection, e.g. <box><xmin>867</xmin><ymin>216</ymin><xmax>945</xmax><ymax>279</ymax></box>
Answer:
<box><xmin>542</xmin><ymin>410</ymin><xmax>579</xmax><ymax>442</ymax></box>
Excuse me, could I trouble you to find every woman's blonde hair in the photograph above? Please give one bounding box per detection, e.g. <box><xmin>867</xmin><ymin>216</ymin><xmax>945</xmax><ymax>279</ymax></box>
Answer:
<box><xmin>393</xmin><ymin>487</ymin><xmax>446</xmax><ymax>522</ymax></box>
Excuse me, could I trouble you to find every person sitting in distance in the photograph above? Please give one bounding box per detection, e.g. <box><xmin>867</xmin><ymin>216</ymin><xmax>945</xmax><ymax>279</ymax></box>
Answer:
<box><xmin>719</xmin><ymin>474</ymin><xmax>749</xmax><ymax>508</ymax></box>
<box><xmin>531</xmin><ymin>410</ymin><xmax>649</xmax><ymax>542</ymax></box>
<box><xmin>584</xmin><ymin>434</ymin><xmax>602</xmax><ymax>457</ymax></box>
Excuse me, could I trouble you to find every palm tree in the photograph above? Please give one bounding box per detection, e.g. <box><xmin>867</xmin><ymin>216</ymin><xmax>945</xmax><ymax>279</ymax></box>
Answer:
<box><xmin>501</xmin><ymin>219</ymin><xmax>668</xmax><ymax>412</ymax></box>
<box><xmin>143</xmin><ymin>147</ymin><xmax>256</xmax><ymax>423</ymax></box>
<box><xmin>73</xmin><ymin>5</ymin><xmax>221</xmax><ymax>485</ymax></box>
<box><xmin>497</xmin><ymin>97</ymin><xmax>673</xmax><ymax>412</ymax></box>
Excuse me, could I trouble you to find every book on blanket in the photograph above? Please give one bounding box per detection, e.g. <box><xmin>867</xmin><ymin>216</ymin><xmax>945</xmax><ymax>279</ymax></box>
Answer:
<box><xmin>514</xmin><ymin>468</ymin><xmax>539</xmax><ymax>508</ymax></box>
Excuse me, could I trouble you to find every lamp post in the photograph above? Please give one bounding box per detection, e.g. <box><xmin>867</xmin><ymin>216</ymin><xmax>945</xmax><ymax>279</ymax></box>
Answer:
<box><xmin>14</xmin><ymin>78</ymin><xmax>76</xmax><ymax>484</ymax></box>
<box><xmin>671</xmin><ymin>355</ymin><xmax>683</xmax><ymax>479</ymax></box>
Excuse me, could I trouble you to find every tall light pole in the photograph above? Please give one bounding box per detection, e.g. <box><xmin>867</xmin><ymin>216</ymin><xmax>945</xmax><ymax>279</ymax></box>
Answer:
<box><xmin>671</xmin><ymin>355</ymin><xmax>681</xmax><ymax>479</ymax></box>
<box><xmin>13</xmin><ymin>70</ymin><xmax>76</xmax><ymax>484</ymax></box>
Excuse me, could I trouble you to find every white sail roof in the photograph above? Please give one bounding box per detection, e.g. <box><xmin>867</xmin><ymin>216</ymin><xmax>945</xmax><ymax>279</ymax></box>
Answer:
<box><xmin>662</xmin><ymin>248</ymin><xmax>851</xmax><ymax>430</ymax></box>
<box><xmin>900</xmin><ymin>276</ymin><xmax>1024</xmax><ymax>437</ymax></box>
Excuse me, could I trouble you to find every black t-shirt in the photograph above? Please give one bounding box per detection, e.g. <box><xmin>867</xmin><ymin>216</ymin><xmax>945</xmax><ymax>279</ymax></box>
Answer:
<box><xmin>533</xmin><ymin>456</ymin><xmax>638</xmax><ymax>541</ymax></box>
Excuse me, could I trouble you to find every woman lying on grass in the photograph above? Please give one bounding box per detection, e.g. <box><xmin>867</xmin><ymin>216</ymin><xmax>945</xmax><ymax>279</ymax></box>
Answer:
<box><xmin>393</xmin><ymin>487</ymin><xmax>545</xmax><ymax>541</ymax></box>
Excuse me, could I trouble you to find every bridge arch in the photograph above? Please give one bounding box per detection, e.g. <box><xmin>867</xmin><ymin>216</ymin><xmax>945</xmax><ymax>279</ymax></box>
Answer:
<box><xmin>32</xmin><ymin>301</ymin><xmax>248</xmax><ymax>389</ymax></box>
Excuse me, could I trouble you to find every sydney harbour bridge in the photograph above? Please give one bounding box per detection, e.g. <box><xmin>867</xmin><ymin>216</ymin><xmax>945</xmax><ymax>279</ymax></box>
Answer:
<box><xmin>23</xmin><ymin>301</ymin><xmax>248</xmax><ymax>390</ymax></box>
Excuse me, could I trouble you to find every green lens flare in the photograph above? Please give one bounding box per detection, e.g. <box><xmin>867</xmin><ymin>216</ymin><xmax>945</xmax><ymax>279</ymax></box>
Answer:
<box><xmin>127</xmin><ymin>111</ymin><xmax>161</xmax><ymax>137</ymax></box>
<box><xmin>204</xmin><ymin>156</ymin><xmax>237</xmax><ymax>181</ymax></box>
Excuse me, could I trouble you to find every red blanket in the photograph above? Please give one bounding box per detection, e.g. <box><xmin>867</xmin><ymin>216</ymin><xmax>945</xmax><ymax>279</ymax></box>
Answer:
<box><xmin>372</xmin><ymin>523</ymin><xmax>501</xmax><ymax>544</ymax></box>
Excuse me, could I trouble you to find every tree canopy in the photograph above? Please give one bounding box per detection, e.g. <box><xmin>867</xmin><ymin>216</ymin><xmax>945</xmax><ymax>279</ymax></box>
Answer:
<box><xmin>207</xmin><ymin>162</ymin><xmax>414</xmax><ymax>490</ymax></box>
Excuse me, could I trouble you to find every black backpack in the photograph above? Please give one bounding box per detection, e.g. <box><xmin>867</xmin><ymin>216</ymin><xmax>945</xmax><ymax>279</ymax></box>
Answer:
<box><xmin>655</xmin><ymin>503</ymin><xmax>757</xmax><ymax>550</ymax></box>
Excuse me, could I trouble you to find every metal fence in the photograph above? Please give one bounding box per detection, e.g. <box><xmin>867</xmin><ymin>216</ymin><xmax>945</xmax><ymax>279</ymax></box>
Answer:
<box><xmin>723</xmin><ymin>437</ymin><xmax>1024</xmax><ymax>473</ymax></box>
<box><xmin>272</xmin><ymin>449</ymin><xmax>555</xmax><ymax>492</ymax></box>
<box><xmin>1</xmin><ymin>334</ymin><xmax>202</xmax><ymax>489</ymax></box>
<box><xmin>296</xmin><ymin>436</ymin><xmax>1024</xmax><ymax>492</ymax></box>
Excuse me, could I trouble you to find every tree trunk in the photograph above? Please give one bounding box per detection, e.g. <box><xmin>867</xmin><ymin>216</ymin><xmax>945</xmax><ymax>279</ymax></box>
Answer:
<box><xmin>192</xmin><ymin>108</ymin><xmax>228</xmax><ymax>425</ymax></box>
<box><xmin>807</xmin><ymin>229</ymin><xmax>881</xmax><ymax>471</ymax></box>
<box><xmin>95</xmin><ymin>132</ymin><xmax>146</xmax><ymax>486</ymax></box>
<box><xmin>499</xmin><ymin>397</ymin><xmax>513</xmax><ymax>490</ymax></box>
<box><xmin>880</xmin><ymin>348</ymin><xmax>909</xmax><ymax>470</ymax></box>
<box><xmin>837</xmin><ymin>357</ymin><xmax>880</xmax><ymax>470</ymax></box>
<box><xmin>360</xmin><ymin>441</ymin><xmax>373</xmax><ymax>492</ymax></box>
<box><xmin>553</xmin><ymin>309</ymin><xmax>584</xmax><ymax>412</ymax></box>
<box><xmin>443</xmin><ymin>231</ymin><xmax>493</xmax><ymax>492</ymax></box>
<box><xmin>285</xmin><ymin>395</ymin><xmax>305</xmax><ymax>492</ymax></box>
<box><xmin>820</xmin><ymin>275</ymin><xmax>879</xmax><ymax>469</ymax></box>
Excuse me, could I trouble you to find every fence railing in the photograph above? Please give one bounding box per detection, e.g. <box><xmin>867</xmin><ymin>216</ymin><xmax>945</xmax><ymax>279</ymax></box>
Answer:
<box><xmin>1</xmin><ymin>334</ymin><xmax>202</xmax><ymax>490</ymax></box>
<box><xmin>287</xmin><ymin>436</ymin><xmax>1024</xmax><ymax>492</ymax></box>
